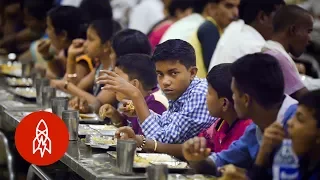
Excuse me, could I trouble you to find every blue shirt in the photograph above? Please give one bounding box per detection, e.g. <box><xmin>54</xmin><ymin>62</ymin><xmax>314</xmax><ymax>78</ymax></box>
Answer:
<box><xmin>141</xmin><ymin>78</ymin><xmax>216</xmax><ymax>143</ymax></box>
<box><xmin>209</xmin><ymin>95</ymin><xmax>298</xmax><ymax>169</ymax></box>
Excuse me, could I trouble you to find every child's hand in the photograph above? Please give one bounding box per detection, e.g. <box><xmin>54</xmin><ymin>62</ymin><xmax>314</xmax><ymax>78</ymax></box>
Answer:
<box><xmin>96</xmin><ymin>70</ymin><xmax>140</xmax><ymax>98</ymax></box>
<box><xmin>261</xmin><ymin>122</ymin><xmax>285</xmax><ymax>154</ymax></box>
<box><xmin>69</xmin><ymin>96</ymin><xmax>80</xmax><ymax>110</ymax></box>
<box><xmin>218</xmin><ymin>165</ymin><xmax>248</xmax><ymax>180</ymax></box>
<box><xmin>115</xmin><ymin>127</ymin><xmax>142</xmax><ymax>146</ymax></box>
<box><xmin>99</xmin><ymin>104</ymin><xmax>116</xmax><ymax>119</ymax></box>
<box><xmin>50</xmin><ymin>79</ymin><xmax>66</xmax><ymax>90</ymax></box>
<box><xmin>37</xmin><ymin>39</ymin><xmax>52</xmax><ymax>59</ymax></box>
<box><xmin>119</xmin><ymin>99</ymin><xmax>136</xmax><ymax>117</ymax></box>
<box><xmin>182</xmin><ymin>137</ymin><xmax>211</xmax><ymax>162</ymax></box>
<box><xmin>78</xmin><ymin>98</ymin><xmax>92</xmax><ymax>114</ymax></box>
<box><xmin>68</xmin><ymin>39</ymin><xmax>85</xmax><ymax>59</ymax></box>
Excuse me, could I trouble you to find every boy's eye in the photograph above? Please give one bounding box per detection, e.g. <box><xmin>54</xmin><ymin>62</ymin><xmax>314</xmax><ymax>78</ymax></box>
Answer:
<box><xmin>171</xmin><ymin>72</ymin><xmax>178</xmax><ymax>76</ymax></box>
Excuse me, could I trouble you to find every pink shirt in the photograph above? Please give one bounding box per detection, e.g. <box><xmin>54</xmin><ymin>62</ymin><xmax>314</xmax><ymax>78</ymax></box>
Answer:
<box><xmin>264</xmin><ymin>50</ymin><xmax>305</xmax><ymax>95</ymax></box>
<box><xmin>148</xmin><ymin>21</ymin><xmax>173</xmax><ymax>50</ymax></box>
<box><xmin>198</xmin><ymin>118</ymin><xmax>252</xmax><ymax>153</ymax></box>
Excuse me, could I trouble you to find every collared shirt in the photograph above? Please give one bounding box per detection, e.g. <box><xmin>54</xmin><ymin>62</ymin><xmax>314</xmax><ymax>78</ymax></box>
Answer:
<box><xmin>128</xmin><ymin>0</ymin><xmax>165</xmax><ymax>34</ymax></box>
<box><xmin>125</xmin><ymin>87</ymin><xmax>168</xmax><ymax>135</ymax></box>
<box><xmin>263</xmin><ymin>40</ymin><xmax>305</xmax><ymax>95</ymax></box>
<box><xmin>141</xmin><ymin>78</ymin><xmax>216</xmax><ymax>143</ymax></box>
<box><xmin>198</xmin><ymin>118</ymin><xmax>252</xmax><ymax>153</ymax></box>
<box><xmin>209</xmin><ymin>95</ymin><xmax>298</xmax><ymax>169</ymax></box>
<box><xmin>160</xmin><ymin>13</ymin><xmax>205</xmax><ymax>43</ymax></box>
<box><xmin>209</xmin><ymin>20</ymin><xmax>265</xmax><ymax>70</ymax></box>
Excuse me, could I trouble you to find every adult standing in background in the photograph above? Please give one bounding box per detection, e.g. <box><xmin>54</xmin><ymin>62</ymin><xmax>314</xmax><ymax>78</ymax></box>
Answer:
<box><xmin>189</xmin><ymin>0</ymin><xmax>240</xmax><ymax>78</ymax></box>
<box><xmin>159</xmin><ymin>0</ymin><xmax>209</xmax><ymax>43</ymax></box>
<box><xmin>148</xmin><ymin>0</ymin><xmax>195</xmax><ymax>50</ymax></box>
<box><xmin>128</xmin><ymin>0</ymin><xmax>165</xmax><ymax>34</ymax></box>
<box><xmin>208</xmin><ymin>0</ymin><xmax>285</xmax><ymax>69</ymax></box>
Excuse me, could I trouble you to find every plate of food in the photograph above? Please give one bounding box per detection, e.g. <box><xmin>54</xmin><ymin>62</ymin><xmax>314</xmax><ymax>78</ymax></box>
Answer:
<box><xmin>79</xmin><ymin>113</ymin><xmax>104</xmax><ymax>123</ymax></box>
<box><xmin>6</xmin><ymin>77</ymin><xmax>32</xmax><ymax>87</ymax></box>
<box><xmin>78</xmin><ymin>124</ymin><xmax>99</xmax><ymax>136</ymax></box>
<box><xmin>85</xmin><ymin>135</ymin><xmax>117</xmax><ymax>149</ymax></box>
<box><xmin>8</xmin><ymin>87</ymin><xmax>36</xmax><ymax>99</ymax></box>
<box><xmin>107</xmin><ymin>152</ymin><xmax>190</xmax><ymax>171</ymax></box>
<box><xmin>88</xmin><ymin>124</ymin><xmax>117</xmax><ymax>136</ymax></box>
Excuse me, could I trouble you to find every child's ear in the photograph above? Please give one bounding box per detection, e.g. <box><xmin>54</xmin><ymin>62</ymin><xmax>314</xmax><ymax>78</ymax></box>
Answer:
<box><xmin>132</xmin><ymin>79</ymin><xmax>140</xmax><ymax>88</ymax></box>
<box><xmin>189</xmin><ymin>66</ymin><xmax>198</xmax><ymax>80</ymax></box>
<box><xmin>222</xmin><ymin>98</ymin><xmax>230</xmax><ymax>112</ymax></box>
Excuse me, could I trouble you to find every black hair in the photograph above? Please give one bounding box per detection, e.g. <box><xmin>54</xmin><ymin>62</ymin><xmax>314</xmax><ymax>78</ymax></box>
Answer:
<box><xmin>273</xmin><ymin>5</ymin><xmax>312</xmax><ymax>33</ymax></box>
<box><xmin>24</xmin><ymin>0</ymin><xmax>54</xmax><ymax>21</ymax></box>
<box><xmin>207</xmin><ymin>63</ymin><xmax>233</xmax><ymax>103</ymax></box>
<box><xmin>111</xmin><ymin>29</ymin><xmax>152</xmax><ymax>57</ymax></box>
<box><xmin>47</xmin><ymin>6</ymin><xmax>87</xmax><ymax>40</ymax></box>
<box><xmin>79</xmin><ymin>0</ymin><xmax>112</xmax><ymax>22</ymax></box>
<box><xmin>299</xmin><ymin>90</ymin><xmax>320</xmax><ymax>128</ymax></box>
<box><xmin>168</xmin><ymin>0</ymin><xmax>195</xmax><ymax>17</ymax></box>
<box><xmin>115</xmin><ymin>54</ymin><xmax>157</xmax><ymax>90</ymax></box>
<box><xmin>193</xmin><ymin>0</ymin><xmax>209</xmax><ymax>14</ymax></box>
<box><xmin>230</xmin><ymin>53</ymin><xmax>284</xmax><ymax>109</ymax></box>
<box><xmin>90</xmin><ymin>19</ymin><xmax>122</xmax><ymax>44</ymax></box>
<box><xmin>239</xmin><ymin>0</ymin><xmax>285</xmax><ymax>25</ymax></box>
<box><xmin>152</xmin><ymin>39</ymin><xmax>196</xmax><ymax>68</ymax></box>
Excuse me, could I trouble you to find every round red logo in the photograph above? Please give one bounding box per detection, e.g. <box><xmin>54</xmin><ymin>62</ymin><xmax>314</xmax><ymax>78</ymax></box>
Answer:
<box><xmin>15</xmin><ymin>111</ymin><xmax>69</xmax><ymax>166</ymax></box>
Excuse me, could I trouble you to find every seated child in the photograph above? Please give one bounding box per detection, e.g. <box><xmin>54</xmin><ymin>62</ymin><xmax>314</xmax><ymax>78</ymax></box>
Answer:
<box><xmin>97</xmin><ymin>39</ymin><xmax>216</xmax><ymax>143</ymax></box>
<box><xmin>114</xmin><ymin>63</ymin><xmax>252</xmax><ymax>158</ymax></box>
<box><xmin>68</xmin><ymin>29</ymin><xmax>152</xmax><ymax>113</ymax></box>
<box><xmin>99</xmin><ymin>54</ymin><xmax>168</xmax><ymax>134</ymax></box>
<box><xmin>250</xmin><ymin>89</ymin><xmax>320</xmax><ymax>179</ymax></box>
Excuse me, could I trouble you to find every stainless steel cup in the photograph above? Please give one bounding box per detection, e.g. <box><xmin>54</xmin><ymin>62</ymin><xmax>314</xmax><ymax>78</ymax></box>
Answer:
<box><xmin>51</xmin><ymin>97</ymin><xmax>68</xmax><ymax>118</ymax></box>
<box><xmin>21</xmin><ymin>62</ymin><xmax>34</xmax><ymax>77</ymax></box>
<box><xmin>35</xmin><ymin>78</ymin><xmax>50</xmax><ymax>106</ymax></box>
<box><xmin>116</xmin><ymin>140</ymin><xmax>136</xmax><ymax>175</ymax></box>
<box><xmin>62</xmin><ymin>110</ymin><xmax>79</xmax><ymax>141</ymax></box>
<box><xmin>42</xmin><ymin>86</ymin><xmax>56</xmax><ymax>108</ymax></box>
<box><xmin>147</xmin><ymin>164</ymin><xmax>168</xmax><ymax>180</ymax></box>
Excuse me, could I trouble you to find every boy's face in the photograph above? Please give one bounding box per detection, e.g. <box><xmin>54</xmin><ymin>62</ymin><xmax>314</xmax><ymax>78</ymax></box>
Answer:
<box><xmin>288</xmin><ymin>105</ymin><xmax>320</xmax><ymax>156</ymax></box>
<box><xmin>155</xmin><ymin>60</ymin><xmax>197</xmax><ymax>101</ymax></box>
<box><xmin>114</xmin><ymin>67</ymin><xmax>137</xmax><ymax>102</ymax></box>
<box><xmin>206</xmin><ymin>85</ymin><xmax>225</xmax><ymax>117</ymax></box>
<box><xmin>231</xmin><ymin>78</ymin><xmax>249</xmax><ymax>119</ymax></box>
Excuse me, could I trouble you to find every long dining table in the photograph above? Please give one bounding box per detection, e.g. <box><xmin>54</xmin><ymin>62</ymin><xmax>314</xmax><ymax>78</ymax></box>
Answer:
<box><xmin>0</xmin><ymin>73</ymin><xmax>216</xmax><ymax>180</ymax></box>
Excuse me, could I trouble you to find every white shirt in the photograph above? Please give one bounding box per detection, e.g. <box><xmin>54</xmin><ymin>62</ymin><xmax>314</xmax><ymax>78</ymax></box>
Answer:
<box><xmin>160</xmin><ymin>13</ymin><xmax>205</xmax><ymax>43</ymax></box>
<box><xmin>60</xmin><ymin>0</ymin><xmax>83</xmax><ymax>7</ymax></box>
<box><xmin>208</xmin><ymin>20</ymin><xmax>266</xmax><ymax>70</ymax></box>
<box><xmin>111</xmin><ymin>0</ymin><xmax>138</xmax><ymax>28</ymax></box>
<box><xmin>128</xmin><ymin>0</ymin><xmax>164</xmax><ymax>34</ymax></box>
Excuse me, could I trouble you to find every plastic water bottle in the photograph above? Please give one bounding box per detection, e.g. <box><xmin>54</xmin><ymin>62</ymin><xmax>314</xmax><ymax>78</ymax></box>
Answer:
<box><xmin>272</xmin><ymin>139</ymin><xmax>299</xmax><ymax>180</ymax></box>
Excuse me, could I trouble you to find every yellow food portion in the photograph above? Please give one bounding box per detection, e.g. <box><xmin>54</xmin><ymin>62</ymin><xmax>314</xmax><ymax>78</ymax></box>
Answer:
<box><xmin>91</xmin><ymin>136</ymin><xmax>116</xmax><ymax>145</ymax></box>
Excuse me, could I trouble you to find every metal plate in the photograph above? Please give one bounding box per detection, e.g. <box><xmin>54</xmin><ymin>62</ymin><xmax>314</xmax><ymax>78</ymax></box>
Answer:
<box><xmin>85</xmin><ymin>135</ymin><xmax>116</xmax><ymax>149</ymax></box>
<box><xmin>107</xmin><ymin>152</ymin><xmax>190</xmax><ymax>170</ymax></box>
<box><xmin>6</xmin><ymin>77</ymin><xmax>32</xmax><ymax>87</ymax></box>
<box><xmin>8</xmin><ymin>87</ymin><xmax>71</xmax><ymax>99</ymax></box>
<box><xmin>88</xmin><ymin>125</ymin><xmax>117</xmax><ymax>136</ymax></box>
<box><xmin>78</xmin><ymin>124</ymin><xmax>100</xmax><ymax>136</ymax></box>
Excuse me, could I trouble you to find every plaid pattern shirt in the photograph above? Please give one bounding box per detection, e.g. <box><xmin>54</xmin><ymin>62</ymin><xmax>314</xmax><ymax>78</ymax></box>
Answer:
<box><xmin>141</xmin><ymin>78</ymin><xmax>216</xmax><ymax>143</ymax></box>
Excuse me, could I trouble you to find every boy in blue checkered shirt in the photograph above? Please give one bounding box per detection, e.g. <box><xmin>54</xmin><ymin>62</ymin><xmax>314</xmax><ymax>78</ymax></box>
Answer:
<box><xmin>97</xmin><ymin>39</ymin><xmax>216</xmax><ymax>143</ymax></box>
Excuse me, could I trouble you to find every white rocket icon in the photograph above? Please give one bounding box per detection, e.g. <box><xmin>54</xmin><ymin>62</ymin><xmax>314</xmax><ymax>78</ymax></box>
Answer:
<box><xmin>32</xmin><ymin>119</ymin><xmax>52</xmax><ymax>158</ymax></box>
